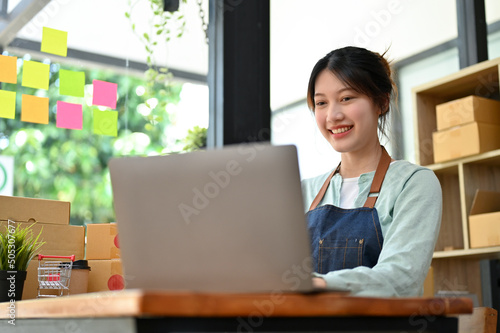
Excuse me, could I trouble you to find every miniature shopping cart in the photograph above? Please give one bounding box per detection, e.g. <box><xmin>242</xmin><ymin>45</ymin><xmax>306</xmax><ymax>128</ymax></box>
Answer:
<box><xmin>37</xmin><ymin>254</ymin><xmax>75</xmax><ymax>298</ymax></box>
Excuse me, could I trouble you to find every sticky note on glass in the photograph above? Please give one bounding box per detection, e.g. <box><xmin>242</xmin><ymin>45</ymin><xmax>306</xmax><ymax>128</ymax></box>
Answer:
<box><xmin>41</xmin><ymin>27</ymin><xmax>68</xmax><ymax>57</ymax></box>
<box><xmin>93</xmin><ymin>109</ymin><xmax>118</xmax><ymax>136</ymax></box>
<box><xmin>21</xmin><ymin>94</ymin><xmax>49</xmax><ymax>124</ymax></box>
<box><xmin>59</xmin><ymin>69</ymin><xmax>85</xmax><ymax>97</ymax></box>
<box><xmin>56</xmin><ymin>101</ymin><xmax>83</xmax><ymax>130</ymax></box>
<box><xmin>92</xmin><ymin>80</ymin><xmax>117</xmax><ymax>109</ymax></box>
<box><xmin>0</xmin><ymin>55</ymin><xmax>18</xmax><ymax>84</ymax></box>
<box><xmin>0</xmin><ymin>90</ymin><xmax>16</xmax><ymax>119</ymax></box>
<box><xmin>22</xmin><ymin>60</ymin><xmax>50</xmax><ymax>90</ymax></box>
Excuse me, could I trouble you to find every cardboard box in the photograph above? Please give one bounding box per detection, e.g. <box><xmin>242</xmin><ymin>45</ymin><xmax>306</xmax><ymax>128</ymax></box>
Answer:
<box><xmin>436</xmin><ymin>95</ymin><xmax>500</xmax><ymax>131</ymax></box>
<box><xmin>423</xmin><ymin>266</ymin><xmax>434</xmax><ymax>298</ymax></box>
<box><xmin>469</xmin><ymin>190</ymin><xmax>500</xmax><ymax>248</ymax></box>
<box><xmin>86</xmin><ymin>223</ymin><xmax>120</xmax><ymax>260</ymax></box>
<box><xmin>0</xmin><ymin>220</ymin><xmax>85</xmax><ymax>299</ymax></box>
<box><xmin>87</xmin><ymin>259</ymin><xmax>124</xmax><ymax>292</ymax></box>
<box><xmin>432</xmin><ymin>122</ymin><xmax>500</xmax><ymax>163</ymax></box>
<box><xmin>0</xmin><ymin>195</ymin><xmax>70</xmax><ymax>225</ymax></box>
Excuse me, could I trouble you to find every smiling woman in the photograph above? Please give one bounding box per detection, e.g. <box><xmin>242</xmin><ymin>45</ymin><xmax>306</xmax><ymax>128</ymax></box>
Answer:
<box><xmin>301</xmin><ymin>46</ymin><xmax>442</xmax><ymax>297</ymax></box>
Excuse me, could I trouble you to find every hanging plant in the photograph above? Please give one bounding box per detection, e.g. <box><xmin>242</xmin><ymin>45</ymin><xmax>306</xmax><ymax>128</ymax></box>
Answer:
<box><xmin>125</xmin><ymin>0</ymin><xmax>188</xmax><ymax>113</ymax></box>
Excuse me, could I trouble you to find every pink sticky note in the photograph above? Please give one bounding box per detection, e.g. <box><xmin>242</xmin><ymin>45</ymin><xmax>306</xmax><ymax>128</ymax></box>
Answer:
<box><xmin>56</xmin><ymin>101</ymin><xmax>83</xmax><ymax>130</ymax></box>
<box><xmin>92</xmin><ymin>80</ymin><xmax>117</xmax><ymax>109</ymax></box>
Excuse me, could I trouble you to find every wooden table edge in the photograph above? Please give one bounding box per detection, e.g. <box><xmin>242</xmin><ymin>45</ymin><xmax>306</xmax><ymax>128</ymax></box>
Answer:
<box><xmin>0</xmin><ymin>290</ymin><xmax>474</xmax><ymax>319</ymax></box>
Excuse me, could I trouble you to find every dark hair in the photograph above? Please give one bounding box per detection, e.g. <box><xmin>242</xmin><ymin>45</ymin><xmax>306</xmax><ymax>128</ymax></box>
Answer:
<box><xmin>306</xmin><ymin>46</ymin><xmax>397</xmax><ymax>136</ymax></box>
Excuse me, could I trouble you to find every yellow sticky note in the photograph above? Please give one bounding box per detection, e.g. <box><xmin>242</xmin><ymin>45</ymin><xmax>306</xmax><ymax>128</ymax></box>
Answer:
<box><xmin>41</xmin><ymin>27</ymin><xmax>68</xmax><ymax>57</ymax></box>
<box><xmin>0</xmin><ymin>55</ymin><xmax>17</xmax><ymax>84</ymax></box>
<box><xmin>0</xmin><ymin>90</ymin><xmax>16</xmax><ymax>119</ymax></box>
<box><xmin>22</xmin><ymin>61</ymin><xmax>50</xmax><ymax>90</ymax></box>
<box><xmin>21</xmin><ymin>94</ymin><xmax>49</xmax><ymax>124</ymax></box>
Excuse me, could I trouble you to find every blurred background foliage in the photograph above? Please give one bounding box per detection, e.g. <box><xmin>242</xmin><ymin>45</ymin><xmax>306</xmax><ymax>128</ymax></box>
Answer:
<box><xmin>0</xmin><ymin>54</ymin><xmax>207</xmax><ymax>225</ymax></box>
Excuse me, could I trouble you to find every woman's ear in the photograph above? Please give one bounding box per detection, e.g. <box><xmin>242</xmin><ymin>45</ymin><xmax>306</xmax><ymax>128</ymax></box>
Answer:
<box><xmin>379</xmin><ymin>94</ymin><xmax>390</xmax><ymax>115</ymax></box>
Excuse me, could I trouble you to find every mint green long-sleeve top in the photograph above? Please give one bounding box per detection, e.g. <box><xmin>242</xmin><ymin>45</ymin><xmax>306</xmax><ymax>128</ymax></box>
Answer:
<box><xmin>301</xmin><ymin>160</ymin><xmax>442</xmax><ymax>297</ymax></box>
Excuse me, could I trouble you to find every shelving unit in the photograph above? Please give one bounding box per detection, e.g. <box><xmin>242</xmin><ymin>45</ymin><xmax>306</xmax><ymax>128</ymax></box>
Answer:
<box><xmin>412</xmin><ymin>57</ymin><xmax>500</xmax><ymax>305</ymax></box>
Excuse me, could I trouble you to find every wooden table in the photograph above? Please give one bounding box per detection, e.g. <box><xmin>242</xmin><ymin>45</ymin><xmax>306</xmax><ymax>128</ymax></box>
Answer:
<box><xmin>0</xmin><ymin>289</ymin><xmax>473</xmax><ymax>333</ymax></box>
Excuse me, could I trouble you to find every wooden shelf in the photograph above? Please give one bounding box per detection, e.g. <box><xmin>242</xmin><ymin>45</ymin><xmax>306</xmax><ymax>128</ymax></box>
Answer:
<box><xmin>412</xmin><ymin>57</ymin><xmax>500</xmax><ymax>167</ymax></box>
<box><xmin>434</xmin><ymin>247</ymin><xmax>500</xmax><ymax>260</ymax></box>
<box><xmin>427</xmin><ymin>149</ymin><xmax>500</xmax><ymax>172</ymax></box>
<box><xmin>412</xmin><ymin>56</ymin><xmax>500</xmax><ymax>304</ymax></box>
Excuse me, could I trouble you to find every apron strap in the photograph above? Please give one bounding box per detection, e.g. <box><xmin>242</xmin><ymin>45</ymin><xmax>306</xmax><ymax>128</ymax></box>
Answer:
<box><xmin>363</xmin><ymin>146</ymin><xmax>391</xmax><ymax>208</ymax></box>
<box><xmin>308</xmin><ymin>164</ymin><xmax>340</xmax><ymax>211</ymax></box>
<box><xmin>308</xmin><ymin>146</ymin><xmax>391</xmax><ymax>211</ymax></box>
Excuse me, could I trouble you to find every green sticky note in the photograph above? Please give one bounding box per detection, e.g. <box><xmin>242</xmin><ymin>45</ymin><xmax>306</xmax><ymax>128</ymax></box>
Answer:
<box><xmin>41</xmin><ymin>27</ymin><xmax>68</xmax><ymax>57</ymax></box>
<box><xmin>59</xmin><ymin>69</ymin><xmax>85</xmax><ymax>97</ymax></box>
<box><xmin>22</xmin><ymin>60</ymin><xmax>50</xmax><ymax>90</ymax></box>
<box><xmin>0</xmin><ymin>90</ymin><xmax>16</xmax><ymax>119</ymax></box>
<box><xmin>93</xmin><ymin>109</ymin><xmax>118</xmax><ymax>136</ymax></box>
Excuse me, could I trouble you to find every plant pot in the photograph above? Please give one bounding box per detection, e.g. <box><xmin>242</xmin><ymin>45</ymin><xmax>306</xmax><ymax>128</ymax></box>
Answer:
<box><xmin>0</xmin><ymin>270</ymin><xmax>27</xmax><ymax>302</ymax></box>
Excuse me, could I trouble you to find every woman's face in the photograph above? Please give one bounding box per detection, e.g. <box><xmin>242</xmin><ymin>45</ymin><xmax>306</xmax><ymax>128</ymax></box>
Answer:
<box><xmin>313</xmin><ymin>69</ymin><xmax>381</xmax><ymax>154</ymax></box>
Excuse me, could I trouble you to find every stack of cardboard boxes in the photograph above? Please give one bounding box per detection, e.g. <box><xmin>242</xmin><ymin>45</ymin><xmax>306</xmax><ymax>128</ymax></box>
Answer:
<box><xmin>431</xmin><ymin>96</ymin><xmax>500</xmax><ymax>250</ymax></box>
<box><xmin>1</xmin><ymin>195</ymin><xmax>126</xmax><ymax>298</ymax></box>
<box><xmin>432</xmin><ymin>95</ymin><xmax>500</xmax><ymax>163</ymax></box>
<box><xmin>86</xmin><ymin>223</ymin><xmax>124</xmax><ymax>292</ymax></box>
<box><xmin>0</xmin><ymin>195</ymin><xmax>85</xmax><ymax>299</ymax></box>
<box><xmin>431</xmin><ymin>96</ymin><xmax>500</xmax><ymax>249</ymax></box>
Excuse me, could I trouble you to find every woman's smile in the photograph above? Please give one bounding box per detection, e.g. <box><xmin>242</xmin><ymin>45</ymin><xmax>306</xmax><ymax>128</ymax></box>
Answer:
<box><xmin>330</xmin><ymin>125</ymin><xmax>354</xmax><ymax>135</ymax></box>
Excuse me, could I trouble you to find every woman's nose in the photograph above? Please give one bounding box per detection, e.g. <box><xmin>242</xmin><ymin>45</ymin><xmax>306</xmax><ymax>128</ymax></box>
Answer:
<box><xmin>326</xmin><ymin>105</ymin><xmax>343</xmax><ymax>122</ymax></box>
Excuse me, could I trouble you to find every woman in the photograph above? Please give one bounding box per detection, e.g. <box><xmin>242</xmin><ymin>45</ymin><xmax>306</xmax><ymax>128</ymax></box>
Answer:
<box><xmin>302</xmin><ymin>46</ymin><xmax>442</xmax><ymax>297</ymax></box>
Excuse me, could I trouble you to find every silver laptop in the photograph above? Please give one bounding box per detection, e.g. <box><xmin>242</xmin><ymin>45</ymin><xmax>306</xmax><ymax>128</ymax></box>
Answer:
<box><xmin>109</xmin><ymin>143</ymin><xmax>314</xmax><ymax>293</ymax></box>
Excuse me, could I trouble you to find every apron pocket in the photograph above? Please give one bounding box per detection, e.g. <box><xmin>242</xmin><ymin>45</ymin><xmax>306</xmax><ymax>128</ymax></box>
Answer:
<box><xmin>318</xmin><ymin>238</ymin><xmax>365</xmax><ymax>273</ymax></box>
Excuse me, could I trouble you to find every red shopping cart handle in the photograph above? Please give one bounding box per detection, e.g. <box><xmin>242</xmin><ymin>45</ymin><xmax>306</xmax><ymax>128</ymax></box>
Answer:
<box><xmin>38</xmin><ymin>254</ymin><xmax>75</xmax><ymax>261</ymax></box>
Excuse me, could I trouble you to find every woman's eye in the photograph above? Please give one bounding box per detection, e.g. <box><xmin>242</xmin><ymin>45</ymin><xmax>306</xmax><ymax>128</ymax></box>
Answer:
<box><xmin>315</xmin><ymin>101</ymin><xmax>326</xmax><ymax>106</ymax></box>
<box><xmin>341</xmin><ymin>97</ymin><xmax>352</xmax><ymax>102</ymax></box>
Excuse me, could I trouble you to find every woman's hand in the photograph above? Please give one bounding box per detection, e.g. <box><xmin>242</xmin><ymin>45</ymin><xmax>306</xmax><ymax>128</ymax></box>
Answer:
<box><xmin>312</xmin><ymin>277</ymin><xmax>327</xmax><ymax>289</ymax></box>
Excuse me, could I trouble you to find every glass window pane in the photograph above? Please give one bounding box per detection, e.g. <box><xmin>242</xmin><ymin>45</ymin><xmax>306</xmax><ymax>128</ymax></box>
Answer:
<box><xmin>0</xmin><ymin>0</ymin><xmax>208</xmax><ymax>224</ymax></box>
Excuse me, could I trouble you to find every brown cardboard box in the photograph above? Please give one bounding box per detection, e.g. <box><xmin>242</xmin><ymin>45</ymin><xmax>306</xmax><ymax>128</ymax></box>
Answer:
<box><xmin>432</xmin><ymin>122</ymin><xmax>500</xmax><ymax>163</ymax></box>
<box><xmin>0</xmin><ymin>195</ymin><xmax>70</xmax><ymax>225</ymax></box>
<box><xmin>86</xmin><ymin>223</ymin><xmax>120</xmax><ymax>260</ymax></box>
<box><xmin>436</xmin><ymin>95</ymin><xmax>500</xmax><ymax>131</ymax></box>
<box><xmin>469</xmin><ymin>190</ymin><xmax>500</xmax><ymax>248</ymax></box>
<box><xmin>423</xmin><ymin>266</ymin><xmax>434</xmax><ymax>298</ymax></box>
<box><xmin>0</xmin><ymin>221</ymin><xmax>85</xmax><ymax>299</ymax></box>
<box><xmin>87</xmin><ymin>259</ymin><xmax>124</xmax><ymax>292</ymax></box>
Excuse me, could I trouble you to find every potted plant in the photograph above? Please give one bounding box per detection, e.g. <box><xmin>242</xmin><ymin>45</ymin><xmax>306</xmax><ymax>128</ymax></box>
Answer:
<box><xmin>0</xmin><ymin>221</ymin><xmax>44</xmax><ymax>302</ymax></box>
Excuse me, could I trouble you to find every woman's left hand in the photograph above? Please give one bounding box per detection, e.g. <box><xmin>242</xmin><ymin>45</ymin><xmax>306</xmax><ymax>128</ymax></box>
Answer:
<box><xmin>312</xmin><ymin>277</ymin><xmax>327</xmax><ymax>289</ymax></box>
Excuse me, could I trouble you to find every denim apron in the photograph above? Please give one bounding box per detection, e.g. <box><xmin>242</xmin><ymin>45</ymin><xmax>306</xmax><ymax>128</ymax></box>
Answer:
<box><xmin>306</xmin><ymin>147</ymin><xmax>391</xmax><ymax>274</ymax></box>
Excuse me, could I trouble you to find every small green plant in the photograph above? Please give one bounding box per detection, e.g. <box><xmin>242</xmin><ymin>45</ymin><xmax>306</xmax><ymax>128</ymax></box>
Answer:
<box><xmin>183</xmin><ymin>126</ymin><xmax>207</xmax><ymax>151</ymax></box>
<box><xmin>0</xmin><ymin>222</ymin><xmax>45</xmax><ymax>271</ymax></box>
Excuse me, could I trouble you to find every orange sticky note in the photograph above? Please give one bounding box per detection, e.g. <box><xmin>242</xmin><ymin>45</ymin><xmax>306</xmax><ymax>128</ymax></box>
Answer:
<box><xmin>21</xmin><ymin>94</ymin><xmax>49</xmax><ymax>124</ymax></box>
<box><xmin>0</xmin><ymin>55</ymin><xmax>18</xmax><ymax>84</ymax></box>
<box><xmin>22</xmin><ymin>60</ymin><xmax>50</xmax><ymax>90</ymax></box>
<box><xmin>41</xmin><ymin>27</ymin><xmax>68</xmax><ymax>57</ymax></box>
<box><xmin>0</xmin><ymin>90</ymin><xmax>16</xmax><ymax>119</ymax></box>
